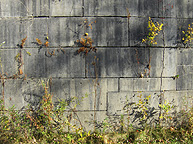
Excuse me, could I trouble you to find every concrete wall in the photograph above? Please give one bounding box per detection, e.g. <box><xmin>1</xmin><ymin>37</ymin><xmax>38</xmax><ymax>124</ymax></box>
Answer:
<box><xmin>0</xmin><ymin>0</ymin><xmax>193</xmax><ymax>131</ymax></box>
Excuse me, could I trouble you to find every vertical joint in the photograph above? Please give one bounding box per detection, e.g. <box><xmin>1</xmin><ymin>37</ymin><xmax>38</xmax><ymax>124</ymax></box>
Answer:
<box><xmin>82</xmin><ymin>0</ymin><xmax>84</xmax><ymax>17</ymax></box>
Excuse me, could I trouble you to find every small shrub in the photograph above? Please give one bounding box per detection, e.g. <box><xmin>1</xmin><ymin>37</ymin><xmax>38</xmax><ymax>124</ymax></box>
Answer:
<box><xmin>142</xmin><ymin>17</ymin><xmax>163</xmax><ymax>45</ymax></box>
<box><xmin>182</xmin><ymin>23</ymin><xmax>193</xmax><ymax>47</ymax></box>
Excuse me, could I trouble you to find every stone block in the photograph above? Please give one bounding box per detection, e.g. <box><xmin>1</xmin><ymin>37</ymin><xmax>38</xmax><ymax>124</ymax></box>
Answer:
<box><xmin>176</xmin><ymin>65</ymin><xmax>193</xmax><ymax>90</ymax></box>
<box><xmin>50</xmin><ymin>78</ymin><xmax>107</xmax><ymax>111</ymax></box>
<box><xmin>177</xmin><ymin>18</ymin><xmax>193</xmax><ymax>48</ymax></box>
<box><xmin>26</xmin><ymin>0</ymin><xmax>50</xmax><ymax>16</ymax></box>
<box><xmin>4</xmin><ymin>79</ymin><xmax>46</xmax><ymax>109</ymax></box>
<box><xmin>107</xmin><ymin>92</ymin><xmax>160</xmax><ymax>116</ymax></box>
<box><xmin>1</xmin><ymin>0</ymin><xmax>83</xmax><ymax>17</ymax></box>
<box><xmin>162</xmin><ymin>48</ymin><xmax>178</xmax><ymax>77</ymax></box>
<box><xmin>129</xmin><ymin>17</ymin><xmax>164</xmax><ymax>47</ymax></box>
<box><xmin>0</xmin><ymin>0</ymin><xmax>28</xmax><ymax>17</ymax></box>
<box><xmin>159</xmin><ymin>1</ymin><xmax>193</xmax><ymax>18</ymax></box>
<box><xmin>156</xmin><ymin>91</ymin><xmax>193</xmax><ymax>127</ymax></box>
<box><xmin>86</xmin><ymin>17</ymin><xmax>128</xmax><ymax>47</ymax></box>
<box><xmin>142</xmin><ymin>0</ymin><xmax>159</xmax><ymax>17</ymax></box>
<box><xmin>176</xmin><ymin>0</ymin><xmax>193</xmax><ymax>18</ymax></box>
<box><xmin>163</xmin><ymin>91</ymin><xmax>193</xmax><ymax>112</ymax></box>
<box><xmin>84</xmin><ymin>0</ymin><xmax>159</xmax><ymax>17</ymax></box>
<box><xmin>0</xmin><ymin>0</ymin><xmax>51</xmax><ymax>17</ymax></box>
<box><xmin>14</xmin><ymin>17</ymin><xmax>84</xmax><ymax>48</ymax></box>
<box><xmin>120</xmin><ymin>78</ymin><xmax>134</xmax><ymax>91</ymax></box>
<box><xmin>150</xmin><ymin>48</ymin><xmax>177</xmax><ymax>77</ymax></box>
<box><xmin>185</xmin><ymin>91</ymin><xmax>193</xmax><ymax>109</ymax></box>
<box><xmin>86</xmin><ymin>48</ymin><xmax>150</xmax><ymax>78</ymax></box>
<box><xmin>4</xmin><ymin>79</ymin><xmax>24</xmax><ymax>109</ymax></box>
<box><xmin>107</xmin><ymin>78</ymin><xmax>119</xmax><ymax>92</ymax></box>
<box><xmin>133</xmin><ymin>78</ymin><xmax>161</xmax><ymax>91</ymax></box>
<box><xmin>161</xmin><ymin>78</ymin><xmax>176</xmax><ymax>91</ymax></box>
<box><xmin>24</xmin><ymin>48</ymin><xmax>85</xmax><ymax>78</ymax></box>
<box><xmin>160</xmin><ymin>0</ymin><xmax>177</xmax><ymax>18</ymax></box>
<box><xmin>129</xmin><ymin>17</ymin><xmax>147</xmax><ymax>47</ymax></box>
<box><xmin>163</xmin><ymin>18</ymin><xmax>178</xmax><ymax>47</ymax></box>
<box><xmin>72</xmin><ymin>78</ymin><xmax>106</xmax><ymax>111</ymax></box>
<box><xmin>84</xmin><ymin>0</ymin><xmax>129</xmax><ymax>16</ymax></box>
<box><xmin>107</xmin><ymin>91</ymin><xmax>160</xmax><ymax>127</ymax></box>
<box><xmin>50</xmin><ymin>79</ymin><xmax>71</xmax><ymax>103</ymax></box>
<box><xmin>48</xmin><ymin>17</ymin><xmax>84</xmax><ymax>47</ymax></box>
<box><xmin>74</xmin><ymin>111</ymin><xmax>107</xmax><ymax>132</ymax></box>
<box><xmin>50</xmin><ymin>0</ymin><xmax>82</xmax><ymax>16</ymax></box>
<box><xmin>149</xmin><ymin>48</ymin><xmax>163</xmax><ymax>77</ymax></box>
<box><xmin>177</xmin><ymin>48</ymin><xmax>193</xmax><ymax>65</ymax></box>
<box><xmin>0</xmin><ymin>19</ymin><xmax>28</xmax><ymax>48</ymax></box>
<box><xmin>25</xmin><ymin>18</ymin><xmax>49</xmax><ymax>48</ymax></box>
<box><xmin>21</xmin><ymin>78</ymin><xmax>46</xmax><ymax>107</ymax></box>
<box><xmin>0</xmin><ymin>49</ymin><xmax>20</xmax><ymax>76</ymax></box>
<box><xmin>23</xmin><ymin>48</ymin><xmax>47</xmax><ymax>78</ymax></box>
<box><xmin>120</xmin><ymin>78</ymin><xmax>176</xmax><ymax>92</ymax></box>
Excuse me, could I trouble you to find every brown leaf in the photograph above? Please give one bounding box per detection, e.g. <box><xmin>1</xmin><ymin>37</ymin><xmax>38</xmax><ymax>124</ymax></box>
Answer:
<box><xmin>78</xmin><ymin>47</ymin><xmax>85</xmax><ymax>53</ymax></box>
<box><xmin>21</xmin><ymin>36</ymin><xmax>27</xmax><ymax>48</ymax></box>
<box><xmin>24</xmin><ymin>74</ymin><xmax>27</xmax><ymax>80</ymax></box>
<box><xmin>36</xmin><ymin>38</ymin><xmax>42</xmax><ymax>45</ymax></box>
<box><xmin>44</xmin><ymin>41</ymin><xmax>49</xmax><ymax>47</ymax></box>
<box><xmin>18</xmin><ymin>68</ymin><xmax>23</xmax><ymax>75</ymax></box>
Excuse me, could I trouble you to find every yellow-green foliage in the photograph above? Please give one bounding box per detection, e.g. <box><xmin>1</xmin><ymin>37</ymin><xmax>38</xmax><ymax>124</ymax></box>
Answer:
<box><xmin>136</xmin><ymin>94</ymin><xmax>151</xmax><ymax>121</ymax></box>
<box><xmin>159</xmin><ymin>100</ymin><xmax>173</xmax><ymax>121</ymax></box>
<box><xmin>142</xmin><ymin>17</ymin><xmax>163</xmax><ymax>45</ymax></box>
<box><xmin>182</xmin><ymin>23</ymin><xmax>193</xmax><ymax>45</ymax></box>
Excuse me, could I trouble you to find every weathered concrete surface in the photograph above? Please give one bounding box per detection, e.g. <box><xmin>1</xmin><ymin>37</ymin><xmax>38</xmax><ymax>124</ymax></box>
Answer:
<box><xmin>120</xmin><ymin>78</ymin><xmax>176</xmax><ymax>92</ymax></box>
<box><xmin>107</xmin><ymin>92</ymin><xmax>160</xmax><ymax>116</ymax></box>
<box><xmin>51</xmin><ymin>78</ymin><xmax>118</xmax><ymax>111</ymax></box>
<box><xmin>176</xmin><ymin>48</ymin><xmax>193</xmax><ymax>90</ymax></box>
<box><xmin>161</xmin><ymin>78</ymin><xmax>176</xmax><ymax>91</ymax></box>
<box><xmin>4</xmin><ymin>79</ymin><xmax>45</xmax><ymax>109</ymax></box>
<box><xmin>176</xmin><ymin>0</ymin><xmax>193</xmax><ymax>18</ymax></box>
<box><xmin>4</xmin><ymin>0</ymin><xmax>191</xmax><ymax>18</ymax></box>
<box><xmin>163</xmin><ymin>18</ymin><xmax>178</xmax><ymax>47</ymax></box>
<box><xmin>51</xmin><ymin>78</ymin><xmax>107</xmax><ymax>111</ymax></box>
<box><xmin>72</xmin><ymin>111</ymin><xmax>107</xmax><ymax>132</ymax></box>
<box><xmin>177</xmin><ymin>48</ymin><xmax>193</xmax><ymax>65</ymax></box>
<box><xmin>159</xmin><ymin>0</ymin><xmax>193</xmax><ymax>18</ymax></box>
<box><xmin>84</xmin><ymin>0</ymin><xmax>130</xmax><ymax>16</ymax></box>
<box><xmin>107</xmin><ymin>90</ymin><xmax>193</xmax><ymax>127</ymax></box>
<box><xmin>50</xmin><ymin>0</ymin><xmax>82</xmax><ymax>16</ymax></box>
<box><xmin>177</xmin><ymin>65</ymin><xmax>193</xmax><ymax>90</ymax></box>
<box><xmin>0</xmin><ymin>0</ymin><xmax>82</xmax><ymax>17</ymax></box>
<box><xmin>48</xmin><ymin>17</ymin><xmax>84</xmax><ymax>47</ymax></box>
<box><xmin>87</xmin><ymin>17</ymin><xmax>128</xmax><ymax>47</ymax></box>
<box><xmin>4</xmin><ymin>78</ymin><xmax>119</xmax><ymax>110</ymax></box>
<box><xmin>0</xmin><ymin>19</ymin><xmax>28</xmax><ymax>48</ymax></box>
<box><xmin>24</xmin><ymin>48</ymin><xmax>85</xmax><ymax>78</ymax></box>
<box><xmin>1</xmin><ymin>49</ymin><xmax>20</xmax><ymax>76</ymax></box>
<box><xmin>150</xmin><ymin>48</ymin><xmax>177</xmax><ymax>77</ymax></box>
<box><xmin>84</xmin><ymin>0</ymin><xmax>159</xmax><ymax>17</ymax></box>
<box><xmin>85</xmin><ymin>48</ymin><xmax>150</xmax><ymax>77</ymax></box>
<box><xmin>0</xmin><ymin>0</ymin><xmax>28</xmax><ymax>17</ymax></box>
<box><xmin>129</xmin><ymin>17</ymin><xmax>164</xmax><ymax>47</ymax></box>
